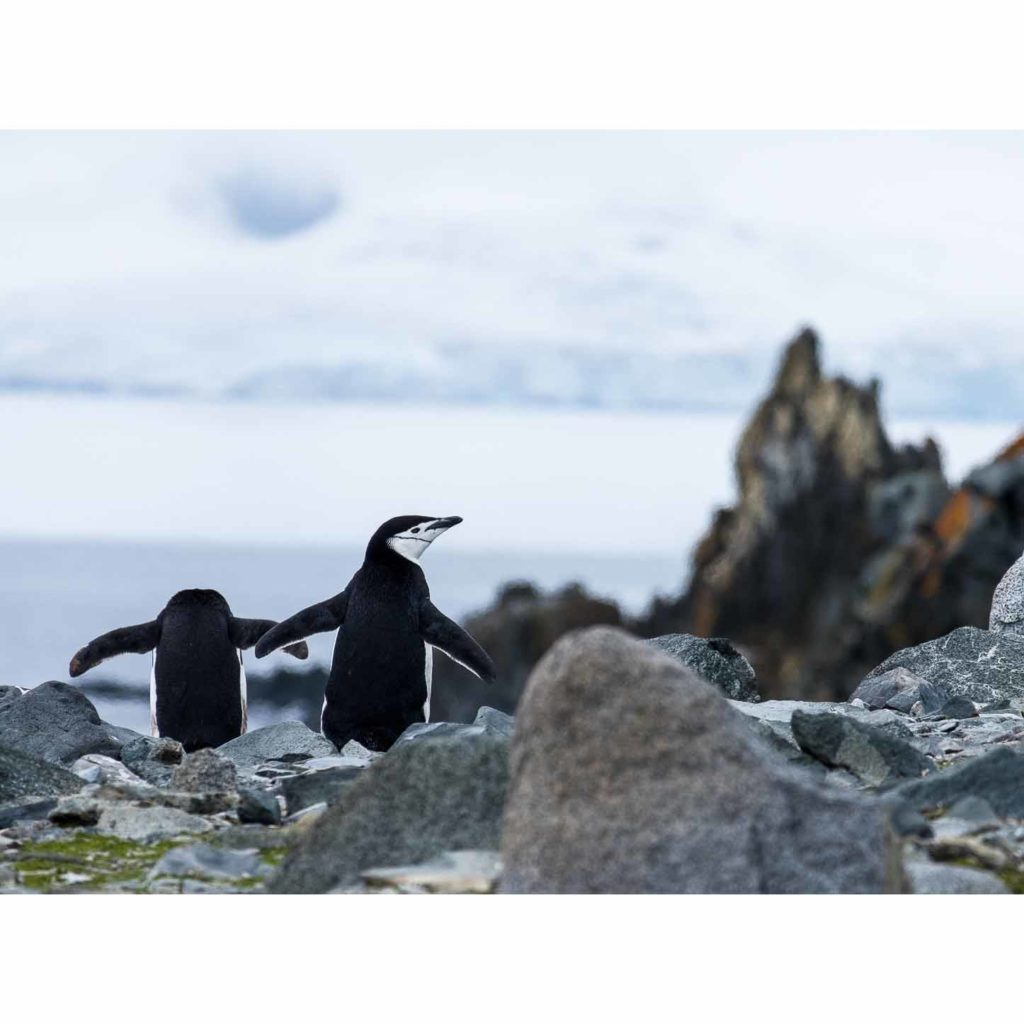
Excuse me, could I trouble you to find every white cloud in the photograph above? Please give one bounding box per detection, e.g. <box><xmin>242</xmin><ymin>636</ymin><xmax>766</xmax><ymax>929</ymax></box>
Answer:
<box><xmin>0</xmin><ymin>131</ymin><xmax>1023</xmax><ymax>416</ymax></box>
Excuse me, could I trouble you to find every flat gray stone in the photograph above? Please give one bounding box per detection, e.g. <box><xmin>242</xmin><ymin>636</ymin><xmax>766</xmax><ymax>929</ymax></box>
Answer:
<box><xmin>71</xmin><ymin>754</ymin><xmax>145</xmax><ymax>786</ymax></box>
<box><xmin>501</xmin><ymin>627</ymin><xmax>903</xmax><ymax>894</ymax></box>
<box><xmin>97</xmin><ymin>803</ymin><xmax>214</xmax><ymax>843</ymax></box>
<box><xmin>217</xmin><ymin>722</ymin><xmax>335</xmax><ymax>771</ymax></box>
<box><xmin>360</xmin><ymin>850</ymin><xmax>502</xmax><ymax>894</ymax></box>
<box><xmin>473</xmin><ymin>706</ymin><xmax>515</xmax><ymax>738</ymax></box>
<box><xmin>791</xmin><ymin>710</ymin><xmax>933</xmax><ymax>786</ymax></box>
<box><xmin>391</xmin><ymin>721</ymin><xmax>485</xmax><ymax>749</ymax></box>
<box><xmin>150</xmin><ymin>842</ymin><xmax>269</xmax><ymax>881</ymax></box>
<box><xmin>905</xmin><ymin>858</ymin><xmax>1009</xmax><ymax>894</ymax></box>
<box><xmin>302</xmin><ymin>755</ymin><xmax>370</xmax><ymax>771</ymax></box>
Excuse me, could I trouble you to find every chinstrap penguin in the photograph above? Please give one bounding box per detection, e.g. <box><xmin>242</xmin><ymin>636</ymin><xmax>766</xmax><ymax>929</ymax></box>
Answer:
<box><xmin>69</xmin><ymin>589</ymin><xmax>308</xmax><ymax>751</ymax></box>
<box><xmin>254</xmin><ymin>515</ymin><xmax>496</xmax><ymax>751</ymax></box>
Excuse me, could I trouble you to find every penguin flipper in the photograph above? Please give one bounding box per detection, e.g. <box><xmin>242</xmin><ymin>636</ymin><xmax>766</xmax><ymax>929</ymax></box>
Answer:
<box><xmin>69</xmin><ymin>620</ymin><xmax>161</xmax><ymax>677</ymax></box>
<box><xmin>230</xmin><ymin>618</ymin><xmax>309</xmax><ymax>660</ymax></box>
<box><xmin>419</xmin><ymin>601</ymin><xmax>496</xmax><ymax>682</ymax></box>
<box><xmin>253</xmin><ymin>589</ymin><xmax>350</xmax><ymax>659</ymax></box>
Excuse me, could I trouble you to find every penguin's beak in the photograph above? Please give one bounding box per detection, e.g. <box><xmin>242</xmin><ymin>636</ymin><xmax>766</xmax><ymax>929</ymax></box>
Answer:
<box><xmin>432</xmin><ymin>516</ymin><xmax>463</xmax><ymax>532</ymax></box>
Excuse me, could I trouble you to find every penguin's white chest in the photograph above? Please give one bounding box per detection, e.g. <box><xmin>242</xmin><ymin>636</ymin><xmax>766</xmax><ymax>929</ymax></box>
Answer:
<box><xmin>238</xmin><ymin>649</ymin><xmax>248</xmax><ymax>734</ymax></box>
<box><xmin>150</xmin><ymin>652</ymin><xmax>158</xmax><ymax>736</ymax></box>
<box><xmin>423</xmin><ymin>643</ymin><xmax>433</xmax><ymax>721</ymax></box>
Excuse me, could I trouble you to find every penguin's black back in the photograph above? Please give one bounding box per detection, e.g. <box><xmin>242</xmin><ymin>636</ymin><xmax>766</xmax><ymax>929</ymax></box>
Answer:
<box><xmin>154</xmin><ymin>589</ymin><xmax>243</xmax><ymax>751</ymax></box>
<box><xmin>323</xmin><ymin>558</ymin><xmax>430</xmax><ymax>750</ymax></box>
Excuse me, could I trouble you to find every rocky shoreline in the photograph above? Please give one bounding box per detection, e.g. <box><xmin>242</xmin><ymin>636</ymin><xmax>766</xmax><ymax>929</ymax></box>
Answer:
<box><xmin>4</xmin><ymin>579</ymin><xmax>1024</xmax><ymax>892</ymax></box>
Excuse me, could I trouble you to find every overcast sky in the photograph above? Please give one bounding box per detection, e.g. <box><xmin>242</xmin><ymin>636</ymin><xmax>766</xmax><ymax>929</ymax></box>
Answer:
<box><xmin>2</xmin><ymin>131</ymin><xmax>1024</xmax><ymax>416</ymax></box>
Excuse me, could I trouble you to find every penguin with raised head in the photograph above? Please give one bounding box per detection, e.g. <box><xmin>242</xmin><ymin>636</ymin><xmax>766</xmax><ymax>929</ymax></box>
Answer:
<box><xmin>255</xmin><ymin>515</ymin><xmax>495</xmax><ymax>751</ymax></box>
<box><xmin>69</xmin><ymin>589</ymin><xmax>308</xmax><ymax>751</ymax></box>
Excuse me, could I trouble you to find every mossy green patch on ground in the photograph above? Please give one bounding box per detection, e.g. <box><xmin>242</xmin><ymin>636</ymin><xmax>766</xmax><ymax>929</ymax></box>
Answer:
<box><xmin>260</xmin><ymin>846</ymin><xmax>289</xmax><ymax>869</ymax></box>
<box><xmin>11</xmin><ymin>827</ymin><xmax>291</xmax><ymax>893</ymax></box>
<box><xmin>996</xmin><ymin>868</ymin><xmax>1024</xmax><ymax>894</ymax></box>
<box><xmin>14</xmin><ymin>832</ymin><xmax>183</xmax><ymax>893</ymax></box>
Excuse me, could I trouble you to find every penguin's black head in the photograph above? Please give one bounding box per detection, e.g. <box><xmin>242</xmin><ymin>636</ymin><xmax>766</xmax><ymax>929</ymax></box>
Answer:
<box><xmin>165</xmin><ymin>589</ymin><xmax>232</xmax><ymax>615</ymax></box>
<box><xmin>367</xmin><ymin>515</ymin><xmax>463</xmax><ymax>564</ymax></box>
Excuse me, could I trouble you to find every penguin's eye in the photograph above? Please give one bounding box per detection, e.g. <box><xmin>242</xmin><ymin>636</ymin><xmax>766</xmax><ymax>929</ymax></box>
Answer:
<box><xmin>411</xmin><ymin>527</ymin><xmax>420</xmax><ymax>534</ymax></box>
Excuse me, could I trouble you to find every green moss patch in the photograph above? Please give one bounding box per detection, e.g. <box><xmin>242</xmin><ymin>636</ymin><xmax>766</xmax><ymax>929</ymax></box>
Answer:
<box><xmin>996</xmin><ymin>868</ymin><xmax>1024</xmax><ymax>894</ymax></box>
<box><xmin>13</xmin><ymin>833</ymin><xmax>183</xmax><ymax>893</ymax></box>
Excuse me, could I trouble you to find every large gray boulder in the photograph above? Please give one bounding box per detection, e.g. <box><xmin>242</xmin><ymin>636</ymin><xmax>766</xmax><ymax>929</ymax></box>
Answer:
<box><xmin>990</xmin><ymin>553</ymin><xmax>1024</xmax><ymax>634</ymax></box>
<box><xmin>501</xmin><ymin>627</ymin><xmax>903</xmax><ymax>894</ymax></box>
<box><xmin>0</xmin><ymin>744</ymin><xmax>85</xmax><ymax>803</ymax></box>
<box><xmin>0</xmin><ymin>686</ymin><xmax>26</xmax><ymax>712</ymax></box>
<box><xmin>0</xmin><ymin>682</ymin><xmax>123</xmax><ymax>765</ymax></box>
<box><xmin>646</xmin><ymin>634</ymin><xmax>760</xmax><ymax>702</ymax></box>
<box><xmin>863</xmin><ymin>627</ymin><xmax>1024</xmax><ymax>706</ymax></box>
<box><xmin>270</xmin><ymin>733</ymin><xmax>509</xmax><ymax>893</ymax></box>
<box><xmin>217</xmin><ymin>721</ymin><xmax>335</xmax><ymax>772</ymax></box>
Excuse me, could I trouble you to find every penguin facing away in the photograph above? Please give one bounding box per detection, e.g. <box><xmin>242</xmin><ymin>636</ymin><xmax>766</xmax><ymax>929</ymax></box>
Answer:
<box><xmin>69</xmin><ymin>589</ymin><xmax>308</xmax><ymax>752</ymax></box>
<box><xmin>255</xmin><ymin>515</ymin><xmax>496</xmax><ymax>751</ymax></box>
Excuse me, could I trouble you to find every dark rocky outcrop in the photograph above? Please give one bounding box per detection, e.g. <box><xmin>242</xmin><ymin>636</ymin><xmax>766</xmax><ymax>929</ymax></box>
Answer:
<box><xmin>641</xmin><ymin>328</ymin><xmax>951</xmax><ymax>700</ymax></box>
<box><xmin>641</xmin><ymin>329</ymin><xmax>1024</xmax><ymax>702</ymax></box>
<box><xmin>500</xmin><ymin>627</ymin><xmax>903</xmax><ymax>894</ymax></box>
<box><xmin>270</xmin><ymin>732</ymin><xmax>509</xmax><ymax>893</ymax></box>
<box><xmin>0</xmin><ymin>682</ymin><xmax>124</xmax><ymax>765</ymax></box>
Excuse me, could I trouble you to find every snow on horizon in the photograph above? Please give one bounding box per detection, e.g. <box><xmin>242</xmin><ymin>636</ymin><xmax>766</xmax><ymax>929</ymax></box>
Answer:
<box><xmin>2</xmin><ymin>131</ymin><xmax>1024</xmax><ymax>418</ymax></box>
<box><xmin>0</xmin><ymin>392</ymin><xmax>1018</xmax><ymax>555</ymax></box>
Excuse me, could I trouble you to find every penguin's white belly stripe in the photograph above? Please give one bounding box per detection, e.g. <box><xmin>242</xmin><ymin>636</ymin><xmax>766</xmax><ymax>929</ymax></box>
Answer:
<box><xmin>320</xmin><ymin>696</ymin><xmax>328</xmax><ymax>736</ymax></box>
<box><xmin>238</xmin><ymin>649</ymin><xmax>248</xmax><ymax>735</ymax></box>
<box><xmin>423</xmin><ymin>643</ymin><xmax>433</xmax><ymax>721</ymax></box>
<box><xmin>150</xmin><ymin>651</ymin><xmax>159</xmax><ymax>737</ymax></box>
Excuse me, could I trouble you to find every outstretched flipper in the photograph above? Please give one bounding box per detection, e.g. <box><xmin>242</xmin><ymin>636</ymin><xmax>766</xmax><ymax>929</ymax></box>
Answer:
<box><xmin>419</xmin><ymin>601</ymin><xmax>496</xmax><ymax>682</ymax></box>
<box><xmin>254</xmin><ymin>588</ymin><xmax>350</xmax><ymax>659</ymax></box>
<box><xmin>69</xmin><ymin>620</ymin><xmax>161</xmax><ymax>677</ymax></box>
<box><xmin>230</xmin><ymin>618</ymin><xmax>308</xmax><ymax>660</ymax></box>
